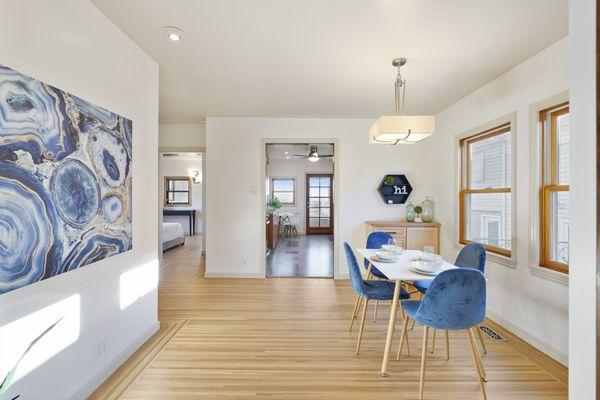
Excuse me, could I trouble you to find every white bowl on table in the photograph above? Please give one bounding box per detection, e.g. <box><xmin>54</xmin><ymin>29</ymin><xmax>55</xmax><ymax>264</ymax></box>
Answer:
<box><xmin>381</xmin><ymin>244</ymin><xmax>403</xmax><ymax>254</ymax></box>
<box><xmin>410</xmin><ymin>260</ymin><xmax>441</xmax><ymax>275</ymax></box>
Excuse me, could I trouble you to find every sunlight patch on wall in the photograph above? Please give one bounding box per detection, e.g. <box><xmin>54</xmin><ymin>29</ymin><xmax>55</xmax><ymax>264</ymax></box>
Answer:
<box><xmin>0</xmin><ymin>294</ymin><xmax>81</xmax><ymax>386</ymax></box>
<box><xmin>120</xmin><ymin>259</ymin><xmax>159</xmax><ymax>310</ymax></box>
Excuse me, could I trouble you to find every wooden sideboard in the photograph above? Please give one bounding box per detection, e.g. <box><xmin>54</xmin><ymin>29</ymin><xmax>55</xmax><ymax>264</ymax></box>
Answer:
<box><xmin>365</xmin><ymin>220</ymin><xmax>441</xmax><ymax>253</ymax></box>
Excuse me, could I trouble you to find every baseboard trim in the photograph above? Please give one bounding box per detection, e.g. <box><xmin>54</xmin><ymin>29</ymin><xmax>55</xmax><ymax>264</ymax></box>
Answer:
<box><xmin>204</xmin><ymin>271</ymin><xmax>264</xmax><ymax>278</ymax></box>
<box><xmin>486</xmin><ymin>310</ymin><xmax>568</xmax><ymax>366</ymax></box>
<box><xmin>70</xmin><ymin>321</ymin><xmax>160</xmax><ymax>400</ymax></box>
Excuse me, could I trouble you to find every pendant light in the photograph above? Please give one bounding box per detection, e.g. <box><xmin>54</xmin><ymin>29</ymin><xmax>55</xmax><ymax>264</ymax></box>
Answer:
<box><xmin>370</xmin><ymin>58</ymin><xmax>435</xmax><ymax>144</ymax></box>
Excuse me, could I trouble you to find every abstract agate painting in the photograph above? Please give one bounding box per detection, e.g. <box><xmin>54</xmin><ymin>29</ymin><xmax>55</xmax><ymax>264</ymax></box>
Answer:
<box><xmin>0</xmin><ymin>65</ymin><xmax>132</xmax><ymax>295</ymax></box>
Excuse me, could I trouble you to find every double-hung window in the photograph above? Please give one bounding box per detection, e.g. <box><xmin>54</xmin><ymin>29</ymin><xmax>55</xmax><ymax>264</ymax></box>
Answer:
<box><xmin>539</xmin><ymin>102</ymin><xmax>570</xmax><ymax>272</ymax></box>
<box><xmin>459</xmin><ymin>123</ymin><xmax>512</xmax><ymax>257</ymax></box>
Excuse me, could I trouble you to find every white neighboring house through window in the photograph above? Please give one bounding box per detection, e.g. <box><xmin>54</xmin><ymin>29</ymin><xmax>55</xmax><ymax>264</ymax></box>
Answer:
<box><xmin>458</xmin><ymin>114</ymin><xmax>516</xmax><ymax>263</ymax></box>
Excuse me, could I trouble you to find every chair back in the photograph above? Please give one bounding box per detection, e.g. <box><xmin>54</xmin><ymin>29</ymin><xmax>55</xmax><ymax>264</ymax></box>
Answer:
<box><xmin>343</xmin><ymin>242</ymin><xmax>368</xmax><ymax>297</ymax></box>
<box><xmin>364</xmin><ymin>231</ymin><xmax>393</xmax><ymax>270</ymax></box>
<box><xmin>413</xmin><ymin>268</ymin><xmax>486</xmax><ymax>330</ymax></box>
<box><xmin>455</xmin><ymin>242</ymin><xmax>486</xmax><ymax>272</ymax></box>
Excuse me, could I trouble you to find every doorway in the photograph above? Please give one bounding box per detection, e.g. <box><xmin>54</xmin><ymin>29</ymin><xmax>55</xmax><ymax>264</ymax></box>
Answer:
<box><xmin>158</xmin><ymin>151</ymin><xmax>204</xmax><ymax>259</ymax></box>
<box><xmin>264</xmin><ymin>143</ymin><xmax>335</xmax><ymax>278</ymax></box>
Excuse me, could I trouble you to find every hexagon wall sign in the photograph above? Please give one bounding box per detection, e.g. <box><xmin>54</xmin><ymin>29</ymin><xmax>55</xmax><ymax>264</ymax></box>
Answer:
<box><xmin>377</xmin><ymin>175</ymin><xmax>412</xmax><ymax>204</ymax></box>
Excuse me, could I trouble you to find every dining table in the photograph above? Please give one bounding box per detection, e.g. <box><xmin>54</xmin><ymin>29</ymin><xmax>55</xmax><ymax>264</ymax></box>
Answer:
<box><xmin>355</xmin><ymin>248</ymin><xmax>457</xmax><ymax>376</ymax></box>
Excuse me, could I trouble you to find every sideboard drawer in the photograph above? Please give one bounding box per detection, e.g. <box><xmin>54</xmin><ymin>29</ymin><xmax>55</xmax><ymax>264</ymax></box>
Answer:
<box><xmin>365</xmin><ymin>220</ymin><xmax>440</xmax><ymax>253</ymax></box>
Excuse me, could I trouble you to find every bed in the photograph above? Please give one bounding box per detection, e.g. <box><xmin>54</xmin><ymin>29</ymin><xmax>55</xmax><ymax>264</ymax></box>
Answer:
<box><xmin>162</xmin><ymin>222</ymin><xmax>185</xmax><ymax>251</ymax></box>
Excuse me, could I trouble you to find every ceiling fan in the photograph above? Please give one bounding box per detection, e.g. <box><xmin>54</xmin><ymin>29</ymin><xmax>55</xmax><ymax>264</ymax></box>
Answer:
<box><xmin>290</xmin><ymin>145</ymin><xmax>333</xmax><ymax>162</ymax></box>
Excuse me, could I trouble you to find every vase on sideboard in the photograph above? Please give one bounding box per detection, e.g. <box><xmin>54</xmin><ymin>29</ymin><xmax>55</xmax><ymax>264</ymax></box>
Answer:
<box><xmin>405</xmin><ymin>202</ymin><xmax>415</xmax><ymax>222</ymax></box>
<box><xmin>421</xmin><ymin>196</ymin><xmax>435</xmax><ymax>223</ymax></box>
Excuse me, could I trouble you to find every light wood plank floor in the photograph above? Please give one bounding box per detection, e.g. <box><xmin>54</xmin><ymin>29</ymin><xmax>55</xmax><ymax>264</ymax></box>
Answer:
<box><xmin>91</xmin><ymin>235</ymin><xmax>567</xmax><ymax>399</ymax></box>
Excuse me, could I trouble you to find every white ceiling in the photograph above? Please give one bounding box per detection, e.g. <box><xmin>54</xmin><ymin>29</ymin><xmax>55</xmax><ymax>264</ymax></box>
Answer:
<box><xmin>267</xmin><ymin>144</ymin><xmax>334</xmax><ymax>160</ymax></box>
<box><xmin>92</xmin><ymin>0</ymin><xmax>568</xmax><ymax>123</ymax></box>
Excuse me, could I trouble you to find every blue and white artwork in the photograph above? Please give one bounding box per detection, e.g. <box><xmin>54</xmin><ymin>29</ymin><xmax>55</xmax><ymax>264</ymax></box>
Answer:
<box><xmin>0</xmin><ymin>65</ymin><xmax>132</xmax><ymax>294</ymax></box>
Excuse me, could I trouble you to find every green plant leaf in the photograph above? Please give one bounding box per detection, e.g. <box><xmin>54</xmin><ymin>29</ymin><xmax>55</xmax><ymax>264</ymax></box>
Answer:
<box><xmin>0</xmin><ymin>317</ymin><xmax>64</xmax><ymax>395</ymax></box>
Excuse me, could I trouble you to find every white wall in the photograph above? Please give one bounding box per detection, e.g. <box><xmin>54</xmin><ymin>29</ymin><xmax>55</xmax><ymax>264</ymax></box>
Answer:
<box><xmin>267</xmin><ymin>158</ymin><xmax>333</xmax><ymax>234</ymax></box>
<box><xmin>159</xmin><ymin>123</ymin><xmax>205</xmax><ymax>148</ymax></box>
<box><xmin>161</xmin><ymin>155</ymin><xmax>203</xmax><ymax>235</ymax></box>
<box><xmin>205</xmin><ymin>118</ymin><xmax>439</xmax><ymax>278</ymax></box>
<box><xmin>430</xmin><ymin>38</ymin><xmax>569</xmax><ymax>364</ymax></box>
<box><xmin>568</xmin><ymin>0</ymin><xmax>596</xmax><ymax>396</ymax></box>
<box><xmin>0</xmin><ymin>1</ymin><xmax>159</xmax><ymax>399</ymax></box>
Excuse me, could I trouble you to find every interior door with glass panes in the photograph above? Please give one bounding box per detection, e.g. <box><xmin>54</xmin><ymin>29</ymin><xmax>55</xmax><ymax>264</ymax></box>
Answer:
<box><xmin>306</xmin><ymin>174</ymin><xmax>333</xmax><ymax>234</ymax></box>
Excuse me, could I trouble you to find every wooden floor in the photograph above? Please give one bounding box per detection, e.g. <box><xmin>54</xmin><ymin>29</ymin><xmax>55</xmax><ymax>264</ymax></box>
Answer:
<box><xmin>266</xmin><ymin>234</ymin><xmax>333</xmax><ymax>277</ymax></box>
<box><xmin>91</xmin><ymin>235</ymin><xmax>567</xmax><ymax>399</ymax></box>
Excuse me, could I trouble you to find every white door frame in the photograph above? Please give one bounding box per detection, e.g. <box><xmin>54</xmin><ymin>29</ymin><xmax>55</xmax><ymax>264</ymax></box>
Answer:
<box><xmin>260</xmin><ymin>138</ymin><xmax>340</xmax><ymax>278</ymax></box>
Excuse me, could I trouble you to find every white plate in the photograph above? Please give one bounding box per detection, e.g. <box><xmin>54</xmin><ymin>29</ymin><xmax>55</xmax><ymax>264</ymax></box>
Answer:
<box><xmin>371</xmin><ymin>255</ymin><xmax>397</xmax><ymax>263</ymax></box>
<box><xmin>409</xmin><ymin>265</ymin><xmax>438</xmax><ymax>276</ymax></box>
<box><xmin>411</xmin><ymin>261</ymin><xmax>441</xmax><ymax>275</ymax></box>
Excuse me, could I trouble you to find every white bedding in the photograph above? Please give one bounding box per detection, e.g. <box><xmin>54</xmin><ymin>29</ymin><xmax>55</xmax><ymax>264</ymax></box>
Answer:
<box><xmin>162</xmin><ymin>222</ymin><xmax>184</xmax><ymax>243</ymax></box>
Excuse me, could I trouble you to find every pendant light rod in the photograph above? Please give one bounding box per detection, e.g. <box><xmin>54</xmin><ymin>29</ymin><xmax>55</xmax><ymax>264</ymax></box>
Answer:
<box><xmin>393</xmin><ymin>57</ymin><xmax>406</xmax><ymax>116</ymax></box>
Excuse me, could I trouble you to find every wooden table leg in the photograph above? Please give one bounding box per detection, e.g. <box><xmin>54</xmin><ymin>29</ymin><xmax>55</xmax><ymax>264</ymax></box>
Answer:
<box><xmin>381</xmin><ymin>279</ymin><xmax>401</xmax><ymax>376</ymax></box>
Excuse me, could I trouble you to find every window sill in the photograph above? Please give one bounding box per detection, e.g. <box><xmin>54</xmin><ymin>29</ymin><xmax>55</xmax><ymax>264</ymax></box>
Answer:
<box><xmin>454</xmin><ymin>243</ymin><xmax>517</xmax><ymax>269</ymax></box>
<box><xmin>528</xmin><ymin>264</ymin><xmax>568</xmax><ymax>286</ymax></box>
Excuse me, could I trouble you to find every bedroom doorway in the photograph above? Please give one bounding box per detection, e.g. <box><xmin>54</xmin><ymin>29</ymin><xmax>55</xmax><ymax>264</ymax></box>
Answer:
<box><xmin>159</xmin><ymin>151</ymin><xmax>204</xmax><ymax>258</ymax></box>
<box><xmin>264</xmin><ymin>143</ymin><xmax>335</xmax><ymax>278</ymax></box>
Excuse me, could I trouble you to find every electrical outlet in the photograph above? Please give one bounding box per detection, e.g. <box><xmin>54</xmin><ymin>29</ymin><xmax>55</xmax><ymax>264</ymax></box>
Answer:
<box><xmin>93</xmin><ymin>340</ymin><xmax>108</xmax><ymax>363</ymax></box>
<box><xmin>242</xmin><ymin>258</ymin><xmax>248</xmax><ymax>267</ymax></box>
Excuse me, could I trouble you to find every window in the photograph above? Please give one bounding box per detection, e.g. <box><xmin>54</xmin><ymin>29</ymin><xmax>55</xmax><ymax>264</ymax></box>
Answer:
<box><xmin>271</xmin><ymin>178</ymin><xmax>295</xmax><ymax>205</ymax></box>
<box><xmin>459</xmin><ymin>123</ymin><xmax>512</xmax><ymax>257</ymax></box>
<box><xmin>164</xmin><ymin>176</ymin><xmax>191</xmax><ymax>206</ymax></box>
<box><xmin>540</xmin><ymin>102</ymin><xmax>570</xmax><ymax>272</ymax></box>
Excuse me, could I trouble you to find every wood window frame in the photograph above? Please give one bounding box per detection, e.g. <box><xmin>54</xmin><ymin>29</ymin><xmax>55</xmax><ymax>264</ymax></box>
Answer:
<box><xmin>539</xmin><ymin>102</ymin><xmax>570</xmax><ymax>273</ymax></box>
<box><xmin>459</xmin><ymin>123</ymin><xmax>512</xmax><ymax>258</ymax></box>
<box><xmin>164</xmin><ymin>176</ymin><xmax>192</xmax><ymax>207</ymax></box>
<box><xmin>271</xmin><ymin>177</ymin><xmax>296</xmax><ymax>205</ymax></box>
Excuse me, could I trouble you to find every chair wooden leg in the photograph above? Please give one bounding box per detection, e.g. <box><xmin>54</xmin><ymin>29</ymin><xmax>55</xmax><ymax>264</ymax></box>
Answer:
<box><xmin>476</xmin><ymin>324</ymin><xmax>488</xmax><ymax>355</ymax></box>
<box><xmin>430</xmin><ymin>329</ymin><xmax>436</xmax><ymax>353</ymax></box>
<box><xmin>373</xmin><ymin>300</ymin><xmax>379</xmax><ymax>321</ymax></box>
<box><xmin>355</xmin><ymin>298</ymin><xmax>369</xmax><ymax>355</ymax></box>
<box><xmin>445</xmin><ymin>330</ymin><xmax>450</xmax><ymax>361</ymax></box>
<box><xmin>396</xmin><ymin>314</ymin><xmax>410</xmax><ymax>360</ymax></box>
<box><xmin>466</xmin><ymin>329</ymin><xmax>488</xmax><ymax>400</ymax></box>
<box><xmin>470</xmin><ymin>328</ymin><xmax>487</xmax><ymax>381</ymax></box>
<box><xmin>348</xmin><ymin>295</ymin><xmax>361</xmax><ymax>331</ymax></box>
<box><xmin>419</xmin><ymin>326</ymin><xmax>429</xmax><ymax>400</ymax></box>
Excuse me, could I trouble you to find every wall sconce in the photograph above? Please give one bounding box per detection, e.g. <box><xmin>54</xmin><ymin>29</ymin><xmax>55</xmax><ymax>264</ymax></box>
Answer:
<box><xmin>192</xmin><ymin>170</ymin><xmax>201</xmax><ymax>184</ymax></box>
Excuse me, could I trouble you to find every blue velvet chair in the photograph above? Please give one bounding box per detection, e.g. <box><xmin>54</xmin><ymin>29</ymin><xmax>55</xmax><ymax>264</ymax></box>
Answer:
<box><xmin>411</xmin><ymin>242</ymin><xmax>488</xmax><ymax>357</ymax></box>
<box><xmin>344</xmin><ymin>242</ymin><xmax>409</xmax><ymax>354</ymax></box>
<box><xmin>364</xmin><ymin>231</ymin><xmax>394</xmax><ymax>279</ymax></box>
<box><xmin>398</xmin><ymin>268</ymin><xmax>488</xmax><ymax>400</ymax></box>
<box><xmin>348</xmin><ymin>232</ymin><xmax>394</xmax><ymax>330</ymax></box>
<box><xmin>412</xmin><ymin>242</ymin><xmax>486</xmax><ymax>293</ymax></box>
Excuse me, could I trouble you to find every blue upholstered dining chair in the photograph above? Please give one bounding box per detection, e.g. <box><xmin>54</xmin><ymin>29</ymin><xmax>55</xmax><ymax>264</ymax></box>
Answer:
<box><xmin>413</xmin><ymin>242</ymin><xmax>486</xmax><ymax>294</ymax></box>
<box><xmin>344</xmin><ymin>242</ymin><xmax>409</xmax><ymax>354</ymax></box>
<box><xmin>348</xmin><ymin>231</ymin><xmax>394</xmax><ymax>330</ymax></box>
<box><xmin>398</xmin><ymin>268</ymin><xmax>488</xmax><ymax>400</ymax></box>
<box><xmin>411</xmin><ymin>242</ymin><xmax>488</xmax><ymax>357</ymax></box>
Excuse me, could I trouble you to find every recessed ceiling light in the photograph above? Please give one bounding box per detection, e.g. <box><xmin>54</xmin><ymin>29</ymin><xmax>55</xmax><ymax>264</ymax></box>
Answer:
<box><xmin>284</xmin><ymin>151</ymin><xmax>289</xmax><ymax>154</ymax></box>
<box><xmin>164</xmin><ymin>26</ymin><xmax>183</xmax><ymax>42</ymax></box>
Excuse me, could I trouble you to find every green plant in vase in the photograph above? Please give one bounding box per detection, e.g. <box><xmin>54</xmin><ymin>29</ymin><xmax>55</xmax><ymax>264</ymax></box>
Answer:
<box><xmin>413</xmin><ymin>205</ymin><xmax>423</xmax><ymax>222</ymax></box>
<box><xmin>266</xmin><ymin>197</ymin><xmax>282</xmax><ymax>213</ymax></box>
